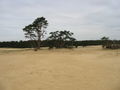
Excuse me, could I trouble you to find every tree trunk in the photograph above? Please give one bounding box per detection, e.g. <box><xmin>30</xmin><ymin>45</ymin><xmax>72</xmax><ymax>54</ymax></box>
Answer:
<box><xmin>37</xmin><ymin>27</ymin><xmax>42</xmax><ymax>50</ymax></box>
<box><xmin>37</xmin><ymin>37</ymin><xmax>41</xmax><ymax>49</ymax></box>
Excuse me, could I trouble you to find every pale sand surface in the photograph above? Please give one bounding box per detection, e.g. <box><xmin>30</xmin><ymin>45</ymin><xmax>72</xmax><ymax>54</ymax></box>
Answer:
<box><xmin>0</xmin><ymin>46</ymin><xmax>120</xmax><ymax>90</ymax></box>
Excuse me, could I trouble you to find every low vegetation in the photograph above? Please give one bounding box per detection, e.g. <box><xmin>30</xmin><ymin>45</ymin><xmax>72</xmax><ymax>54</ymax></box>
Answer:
<box><xmin>0</xmin><ymin>17</ymin><xmax>120</xmax><ymax>50</ymax></box>
<box><xmin>101</xmin><ymin>37</ymin><xmax>120</xmax><ymax>49</ymax></box>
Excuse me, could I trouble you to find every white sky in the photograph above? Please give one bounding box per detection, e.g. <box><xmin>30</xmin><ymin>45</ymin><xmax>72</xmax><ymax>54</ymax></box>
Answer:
<box><xmin>0</xmin><ymin>0</ymin><xmax>120</xmax><ymax>41</ymax></box>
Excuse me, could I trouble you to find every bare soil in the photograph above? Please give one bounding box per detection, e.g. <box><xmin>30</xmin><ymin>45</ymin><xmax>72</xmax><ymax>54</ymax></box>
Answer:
<box><xmin>0</xmin><ymin>46</ymin><xmax>120</xmax><ymax>90</ymax></box>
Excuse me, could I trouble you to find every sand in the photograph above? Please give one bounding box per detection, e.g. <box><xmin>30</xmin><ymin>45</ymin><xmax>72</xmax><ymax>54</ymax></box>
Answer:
<box><xmin>0</xmin><ymin>46</ymin><xmax>120</xmax><ymax>90</ymax></box>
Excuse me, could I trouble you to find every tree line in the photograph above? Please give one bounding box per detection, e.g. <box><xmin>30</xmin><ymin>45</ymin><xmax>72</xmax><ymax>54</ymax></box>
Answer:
<box><xmin>0</xmin><ymin>39</ymin><xmax>119</xmax><ymax>49</ymax></box>
<box><xmin>0</xmin><ymin>16</ymin><xmax>120</xmax><ymax>49</ymax></box>
<box><xmin>101</xmin><ymin>37</ymin><xmax>120</xmax><ymax>49</ymax></box>
<box><xmin>0</xmin><ymin>40</ymin><xmax>104</xmax><ymax>48</ymax></box>
<box><xmin>22</xmin><ymin>17</ymin><xmax>105</xmax><ymax>50</ymax></box>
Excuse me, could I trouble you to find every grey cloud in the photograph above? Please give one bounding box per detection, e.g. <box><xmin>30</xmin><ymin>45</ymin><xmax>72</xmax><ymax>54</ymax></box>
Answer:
<box><xmin>0</xmin><ymin>0</ymin><xmax>120</xmax><ymax>41</ymax></box>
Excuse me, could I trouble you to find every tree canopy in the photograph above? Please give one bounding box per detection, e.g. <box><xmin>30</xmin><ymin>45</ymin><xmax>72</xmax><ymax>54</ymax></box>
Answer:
<box><xmin>47</xmin><ymin>30</ymin><xmax>76</xmax><ymax>48</ymax></box>
<box><xmin>23</xmin><ymin>17</ymin><xmax>48</xmax><ymax>49</ymax></box>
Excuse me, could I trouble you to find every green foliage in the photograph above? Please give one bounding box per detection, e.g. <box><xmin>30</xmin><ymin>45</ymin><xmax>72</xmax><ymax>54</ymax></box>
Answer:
<box><xmin>101</xmin><ymin>37</ymin><xmax>120</xmax><ymax>49</ymax></box>
<box><xmin>101</xmin><ymin>36</ymin><xmax>110</xmax><ymax>48</ymax></box>
<box><xmin>1</xmin><ymin>40</ymin><xmax>119</xmax><ymax>48</ymax></box>
<box><xmin>47</xmin><ymin>30</ymin><xmax>76</xmax><ymax>48</ymax></box>
<box><xmin>23</xmin><ymin>17</ymin><xmax>48</xmax><ymax>49</ymax></box>
<box><xmin>101</xmin><ymin>36</ymin><xmax>109</xmax><ymax>41</ymax></box>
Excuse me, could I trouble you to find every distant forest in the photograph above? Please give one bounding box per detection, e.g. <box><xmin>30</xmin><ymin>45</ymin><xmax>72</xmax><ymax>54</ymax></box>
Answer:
<box><xmin>0</xmin><ymin>40</ymin><xmax>119</xmax><ymax>48</ymax></box>
<box><xmin>0</xmin><ymin>17</ymin><xmax>120</xmax><ymax>49</ymax></box>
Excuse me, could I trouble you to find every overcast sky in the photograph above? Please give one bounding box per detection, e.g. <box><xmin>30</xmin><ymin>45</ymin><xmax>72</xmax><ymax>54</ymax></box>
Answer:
<box><xmin>0</xmin><ymin>0</ymin><xmax>120</xmax><ymax>41</ymax></box>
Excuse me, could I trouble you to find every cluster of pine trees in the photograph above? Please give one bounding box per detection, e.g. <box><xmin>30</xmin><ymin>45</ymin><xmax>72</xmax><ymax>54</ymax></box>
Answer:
<box><xmin>21</xmin><ymin>17</ymin><xmax>105</xmax><ymax>50</ymax></box>
<box><xmin>0</xmin><ymin>17</ymin><xmax>120</xmax><ymax>49</ymax></box>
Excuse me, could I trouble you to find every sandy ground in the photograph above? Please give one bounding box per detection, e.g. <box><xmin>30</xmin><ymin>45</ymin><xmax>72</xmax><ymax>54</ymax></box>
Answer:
<box><xmin>0</xmin><ymin>46</ymin><xmax>120</xmax><ymax>90</ymax></box>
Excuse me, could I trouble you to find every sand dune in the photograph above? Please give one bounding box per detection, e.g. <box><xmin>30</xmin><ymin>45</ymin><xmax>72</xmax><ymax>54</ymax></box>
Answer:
<box><xmin>0</xmin><ymin>46</ymin><xmax>120</xmax><ymax>90</ymax></box>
